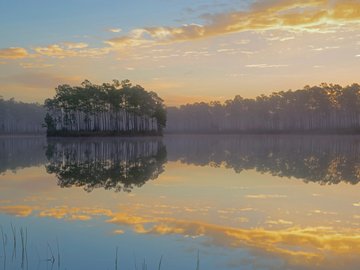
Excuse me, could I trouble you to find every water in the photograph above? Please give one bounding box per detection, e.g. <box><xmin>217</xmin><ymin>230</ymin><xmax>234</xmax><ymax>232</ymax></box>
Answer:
<box><xmin>0</xmin><ymin>135</ymin><xmax>359</xmax><ymax>270</ymax></box>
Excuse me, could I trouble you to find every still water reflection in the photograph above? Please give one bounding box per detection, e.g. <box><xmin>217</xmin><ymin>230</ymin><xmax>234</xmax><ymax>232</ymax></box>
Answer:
<box><xmin>0</xmin><ymin>135</ymin><xmax>359</xmax><ymax>270</ymax></box>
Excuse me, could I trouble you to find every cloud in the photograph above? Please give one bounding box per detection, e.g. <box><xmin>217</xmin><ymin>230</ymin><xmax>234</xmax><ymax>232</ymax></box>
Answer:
<box><xmin>108</xmin><ymin>213</ymin><xmax>360</xmax><ymax>267</ymax></box>
<box><xmin>20</xmin><ymin>62</ymin><xmax>53</xmax><ymax>69</ymax></box>
<box><xmin>266</xmin><ymin>219</ymin><xmax>293</xmax><ymax>225</ymax></box>
<box><xmin>245</xmin><ymin>64</ymin><xmax>288</xmax><ymax>68</ymax></box>
<box><xmin>0</xmin><ymin>47</ymin><xmax>31</xmax><ymax>59</ymax></box>
<box><xmin>245</xmin><ymin>194</ymin><xmax>288</xmax><ymax>199</ymax></box>
<box><xmin>0</xmin><ymin>205</ymin><xmax>33</xmax><ymax>217</ymax></box>
<box><xmin>34</xmin><ymin>44</ymin><xmax>110</xmax><ymax>58</ymax></box>
<box><xmin>38</xmin><ymin>206</ymin><xmax>112</xmax><ymax>220</ymax></box>
<box><xmin>108</xmin><ymin>28</ymin><xmax>122</xmax><ymax>33</ymax></box>
<box><xmin>106</xmin><ymin>0</ymin><xmax>360</xmax><ymax>48</ymax></box>
<box><xmin>62</xmin><ymin>42</ymin><xmax>89</xmax><ymax>49</ymax></box>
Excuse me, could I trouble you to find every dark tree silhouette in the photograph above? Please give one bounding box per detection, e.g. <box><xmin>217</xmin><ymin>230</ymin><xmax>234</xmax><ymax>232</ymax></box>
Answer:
<box><xmin>45</xmin><ymin>138</ymin><xmax>167</xmax><ymax>192</ymax></box>
<box><xmin>44</xmin><ymin>80</ymin><xmax>167</xmax><ymax>136</ymax></box>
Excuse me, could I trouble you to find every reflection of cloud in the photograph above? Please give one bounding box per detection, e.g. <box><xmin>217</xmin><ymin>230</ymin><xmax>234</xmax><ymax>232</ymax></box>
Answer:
<box><xmin>108</xmin><ymin>213</ymin><xmax>360</xmax><ymax>266</ymax></box>
<box><xmin>38</xmin><ymin>206</ymin><xmax>112</xmax><ymax>220</ymax></box>
<box><xmin>0</xmin><ymin>47</ymin><xmax>31</xmax><ymax>59</ymax></box>
<box><xmin>106</xmin><ymin>0</ymin><xmax>360</xmax><ymax>48</ymax></box>
<box><xmin>107</xmin><ymin>212</ymin><xmax>154</xmax><ymax>225</ymax></box>
<box><xmin>2</xmin><ymin>203</ymin><xmax>360</xmax><ymax>268</ymax></box>
<box><xmin>0</xmin><ymin>205</ymin><xmax>33</xmax><ymax>217</ymax></box>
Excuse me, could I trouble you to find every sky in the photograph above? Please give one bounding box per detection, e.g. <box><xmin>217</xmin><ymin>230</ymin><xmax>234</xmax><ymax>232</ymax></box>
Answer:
<box><xmin>0</xmin><ymin>0</ymin><xmax>360</xmax><ymax>106</ymax></box>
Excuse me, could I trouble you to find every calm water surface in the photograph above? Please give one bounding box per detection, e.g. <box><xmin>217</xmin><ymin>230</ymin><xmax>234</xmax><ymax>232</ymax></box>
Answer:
<box><xmin>0</xmin><ymin>135</ymin><xmax>359</xmax><ymax>270</ymax></box>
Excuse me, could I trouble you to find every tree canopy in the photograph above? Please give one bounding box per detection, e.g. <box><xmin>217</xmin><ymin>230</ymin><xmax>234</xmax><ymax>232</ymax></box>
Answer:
<box><xmin>44</xmin><ymin>79</ymin><xmax>166</xmax><ymax>136</ymax></box>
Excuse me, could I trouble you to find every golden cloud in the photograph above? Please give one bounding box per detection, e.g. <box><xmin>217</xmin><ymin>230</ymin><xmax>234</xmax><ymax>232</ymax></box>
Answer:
<box><xmin>106</xmin><ymin>0</ymin><xmax>360</xmax><ymax>48</ymax></box>
<box><xmin>0</xmin><ymin>205</ymin><xmax>33</xmax><ymax>217</ymax></box>
<box><xmin>34</xmin><ymin>44</ymin><xmax>110</xmax><ymax>58</ymax></box>
<box><xmin>63</xmin><ymin>42</ymin><xmax>89</xmax><ymax>49</ymax></box>
<box><xmin>108</xmin><ymin>213</ymin><xmax>360</xmax><ymax>267</ymax></box>
<box><xmin>0</xmin><ymin>47</ymin><xmax>30</xmax><ymax>59</ymax></box>
<box><xmin>38</xmin><ymin>206</ymin><xmax>112</xmax><ymax>220</ymax></box>
<box><xmin>2</xmin><ymin>202</ymin><xmax>359</xmax><ymax>268</ymax></box>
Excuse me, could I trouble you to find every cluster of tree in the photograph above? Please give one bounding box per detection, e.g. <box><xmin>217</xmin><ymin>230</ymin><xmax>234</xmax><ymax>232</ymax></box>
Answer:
<box><xmin>165</xmin><ymin>135</ymin><xmax>360</xmax><ymax>185</ymax></box>
<box><xmin>45</xmin><ymin>138</ymin><xmax>167</xmax><ymax>192</ymax></box>
<box><xmin>166</xmin><ymin>83</ymin><xmax>360</xmax><ymax>133</ymax></box>
<box><xmin>0</xmin><ymin>97</ymin><xmax>45</xmax><ymax>134</ymax></box>
<box><xmin>44</xmin><ymin>80</ymin><xmax>167</xmax><ymax>136</ymax></box>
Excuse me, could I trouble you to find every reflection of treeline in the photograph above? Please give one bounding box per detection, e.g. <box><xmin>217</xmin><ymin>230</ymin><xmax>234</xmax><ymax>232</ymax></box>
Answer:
<box><xmin>165</xmin><ymin>135</ymin><xmax>360</xmax><ymax>185</ymax></box>
<box><xmin>166</xmin><ymin>84</ymin><xmax>360</xmax><ymax>133</ymax></box>
<box><xmin>0</xmin><ymin>98</ymin><xmax>45</xmax><ymax>134</ymax></box>
<box><xmin>0</xmin><ymin>137</ymin><xmax>47</xmax><ymax>173</ymax></box>
<box><xmin>45</xmin><ymin>138</ymin><xmax>167</xmax><ymax>192</ymax></box>
<box><xmin>44</xmin><ymin>80</ymin><xmax>166</xmax><ymax>136</ymax></box>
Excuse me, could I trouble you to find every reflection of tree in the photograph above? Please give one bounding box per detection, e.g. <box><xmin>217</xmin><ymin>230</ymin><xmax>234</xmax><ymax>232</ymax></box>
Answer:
<box><xmin>45</xmin><ymin>138</ymin><xmax>167</xmax><ymax>192</ymax></box>
<box><xmin>165</xmin><ymin>135</ymin><xmax>360</xmax><ymax>185</ymax></box>
<box><xmin>0</xmin><ymin>137</ymin><xmax>47</xmax><ymax>174</ymax></box>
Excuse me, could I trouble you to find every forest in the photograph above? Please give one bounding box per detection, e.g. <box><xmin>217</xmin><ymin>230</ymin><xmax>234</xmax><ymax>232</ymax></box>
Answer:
<box><xmin>44</xmin><ymin>79</ymin><xmax>167</xmax><ymax>136</ymax></box>
<box><xmin>0</xmin><ymin>97</ymin><xmax>45</xmax><ymax>134</ymax></box>
<box><xmin>166</xmin><ymin>83</ymin><xmax>360</xmax><ymax>133</ymax></box>
<box><xmin>2</xmin><ymin>83</ymin><xmax>360</xmax><ymax>135</ymax></box>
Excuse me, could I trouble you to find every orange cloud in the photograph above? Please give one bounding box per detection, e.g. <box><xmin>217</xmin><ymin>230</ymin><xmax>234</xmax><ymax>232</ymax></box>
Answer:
<box><xmin>108</xmin><ymin>213</ymin><xmax>360</xmax><ymax>267</ymax></box>
<box><xmin>106</xmin><ymin>0</ymin><xmax>360</xmax><ymax>48</ymax></box>
<box><xmin>34</xmin><ymin>44</ymin><xmax>110</xmax><ymax>58</ymax></box>
<box><xmin>38</xmin><ymin>206</ymin><xmax>112</xmax><ymax>220</ymax></box>
<box><xmin>0</xmin><ymin>47</ymin><xmax>30</xmax><ymax>59</ymax></box>
<box><xmin>0</xmin><ymin>205</ymin><xmax>33</xmax><ymax>217</ymax></box>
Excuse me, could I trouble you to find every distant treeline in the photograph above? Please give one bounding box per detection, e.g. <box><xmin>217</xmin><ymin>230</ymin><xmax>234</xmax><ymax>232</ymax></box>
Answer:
<box><xmin>44</xmin><ymin>80</ymin><xmax>166</xmax><ymax>136</ymax></box>
<box><xmin>0</xmin><ymin>97</ymin><xmax>45</xmax><ymax>134</ymax></box>
<box><xmin>166</xmin><ymin>83</ymin><xmax>360</xmax><ymax>133</ymax></box>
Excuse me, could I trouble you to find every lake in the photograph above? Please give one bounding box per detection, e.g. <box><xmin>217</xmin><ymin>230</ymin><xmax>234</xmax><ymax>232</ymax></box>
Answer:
<box><xmin>0</xmin><ymin>135</ymin><xmax>359</xmax><ymax>270</ymax></box>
